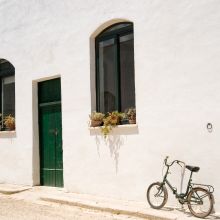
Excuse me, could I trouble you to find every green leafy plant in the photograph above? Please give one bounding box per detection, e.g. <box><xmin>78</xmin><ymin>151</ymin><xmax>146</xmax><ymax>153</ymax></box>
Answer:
<box><xmin>89</xmin><ymin>111</ymin><xmax>105</xmax><ymax>127</ymax></box>
<box><xmin>4</xmin><ymin>115</ymin><xmax>15</xmax><ymax>130</ymax></box>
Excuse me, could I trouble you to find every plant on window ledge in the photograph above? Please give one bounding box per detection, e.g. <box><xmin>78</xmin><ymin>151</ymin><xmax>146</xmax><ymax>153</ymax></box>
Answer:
<box><xmin>89</xmin><ymin>110</ymin><xmax>135</xmax><ymax>137</ymax></box>
<box><xmin>89</xmin><ymin>111</ymin><xmax>105</xmax><ymax>127</ymax></box>
<box><xmin>101</xmin><ymin>111</ymin><xmax>123</xmax><ymax>138</ymax></box>
<box><xmin>126</xmin><ymin>107</ymin><xmax>136</xmax><ymax>124</ymax></box>
<box><xmin>120</xmin><ymin>112</ymin><xmax>129</xmax><ymax>125</ymax></box>
<box><xmin>4</xmin><ymin>115</ymin><xmax>15</xmax><ymax>131</ymax></box>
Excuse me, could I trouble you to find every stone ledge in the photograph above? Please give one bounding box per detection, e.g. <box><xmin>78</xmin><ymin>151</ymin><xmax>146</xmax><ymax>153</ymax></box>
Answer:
<box><xmin>0</xmin><ymin>130</ymin><xmax>16</xmax><ymax>138</ymax></box>
<box><xmin>41</xmin><ymin>195</ymin><xmax>177</xmax><ymax>220</ymax></box>
<box><xmin>0</xmin><ymin>184</ymin><xmax>31</xmax><ymax>194</ymax></box>
<box><xmin>89</xmin><ymin>124</ymin><xmax>139</xmax><ymax>136</ymax></box>
<box><xmin>89</xmin><ymin>124</ymin><xmax>138</xmax><ymax>129</ymax></box>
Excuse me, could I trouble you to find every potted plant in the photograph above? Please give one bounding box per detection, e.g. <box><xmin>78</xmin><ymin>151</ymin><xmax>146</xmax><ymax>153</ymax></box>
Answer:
<box><xmin>126</xmin><ymin>107</ymin><xmax>136</xmax><ymax>124</ymax></box>
<box><xmin>4</xmin><ymin>115</ymin><xmax>15</xmax><ymax>130</ymax></box>
<box><xmin>101</xmin><ymin>111</ymin><xmax>123</xmax><ymax>138</ymax></box>
<box><xmin>89</xmin><ymin>111</ymin><xmax>105</xmax><ymax>127</ymax></box>
<box><xmin>120</xmin><ymin>112</ymin><xmax>129</xmax><ymax>125</ymax></box>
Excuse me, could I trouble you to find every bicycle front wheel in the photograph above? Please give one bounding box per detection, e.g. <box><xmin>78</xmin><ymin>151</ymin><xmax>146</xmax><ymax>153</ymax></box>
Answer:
<box><xmin>187</xmin><ymin>187</ymin><xmax>213</xmax><ymax>218</ymax></box>
<box><xmin>147</xmin><ymin>182</ymin><xmax>168</xmax><ymax>209</ymax></box>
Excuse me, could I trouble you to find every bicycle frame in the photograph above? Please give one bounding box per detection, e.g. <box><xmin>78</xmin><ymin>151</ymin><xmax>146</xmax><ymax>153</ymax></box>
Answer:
<box><xmin>147</xmin><ymin>157</ymin><xmax>215</xmax><ymax>218</ymax></box>
<box><xmin>161</xmin><ymin>161</ymin><xmax>193</xmax><ymax>200</ymax></box>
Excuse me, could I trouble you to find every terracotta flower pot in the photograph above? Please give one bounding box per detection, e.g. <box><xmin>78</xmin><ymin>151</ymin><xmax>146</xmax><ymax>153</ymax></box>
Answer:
<box><xmin>91</xmin><ymin>120</ymin><xmax>102</xmax><ymax>127</ymax></box>
<box><xmin>121</xmin><ymin>119</ymin><xmax>129</xmax><ymax>125</ymax></box>
<box><xmin>6</xmin><ymin>124</ymin><xmax>15</xmax><ymax>130</ymax></box>
<box><xmin>129</xmin><ymin>119</ymin><xmax>136</xmax><ymax>124</ymax></box>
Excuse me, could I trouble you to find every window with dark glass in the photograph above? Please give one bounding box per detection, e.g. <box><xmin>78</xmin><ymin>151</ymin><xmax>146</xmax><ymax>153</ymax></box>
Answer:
<box><xmin>95</xmin><ymin>22</ymin><xmax>135</xmax><ymax>113</ymax></box>
<box><xmin>0</xmin><ymin>59</ymin><xmax>15</xmax><ymax>129</ymax></box>
<box><xmin>2</xmin><ymin>76</ymin><xmax>15</xmax><ymax>116</ymax></box>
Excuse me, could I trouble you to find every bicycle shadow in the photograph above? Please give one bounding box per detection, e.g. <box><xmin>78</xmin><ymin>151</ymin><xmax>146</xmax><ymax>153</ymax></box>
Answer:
<box><xmin>161</xmin><ymin>206</ymin><xmax>220</xmax><ymax>219</ymax></box>
<box><xmin>161</xmin><ymin>207</ymin><xmax>175</xmax><ymax>211</ymax></box>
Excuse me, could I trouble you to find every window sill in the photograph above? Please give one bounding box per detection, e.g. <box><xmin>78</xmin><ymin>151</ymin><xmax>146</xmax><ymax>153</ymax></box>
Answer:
<box><xmin>89</xmin><ymin>124</ymin><xmax>137</xmax><ymax>129</ymax></box>
<box><xmin>0</xmin><ymin>130</ymin><xmax>16</xmax><ymax>138</ymax></box>
<box><xmin>89</xmin><ymin>124</ymin><xmax>139</xmax><ymax>136</ymax></box>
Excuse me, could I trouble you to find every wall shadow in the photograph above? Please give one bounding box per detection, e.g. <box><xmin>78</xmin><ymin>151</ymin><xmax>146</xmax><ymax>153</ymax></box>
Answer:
<box><xmin>90</xmin><ymin>125</ymin><xmax>139</xmax><ymax>173</ymax></box>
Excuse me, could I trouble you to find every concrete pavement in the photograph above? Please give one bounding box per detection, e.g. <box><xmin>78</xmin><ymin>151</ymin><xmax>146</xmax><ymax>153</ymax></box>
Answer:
<box><xmin>0</xmin><ymin>184</ymin><xmax>219</xmax><ymax>220</ymax></box>
<box><xmin>0</xmin><ymin>184</ymin><xmax>31</xmax><ymax>194</ymax></box>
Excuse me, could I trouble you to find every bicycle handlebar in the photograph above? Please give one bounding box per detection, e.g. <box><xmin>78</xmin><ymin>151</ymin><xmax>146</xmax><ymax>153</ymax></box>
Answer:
<box><xmin>164</xmin><ymin>156</ymin><xmax>169</xmax><ymax>166</ymax></box>
<box><xmin>164</xmin><ymin>156</ymin><xmax>185</xmax><ymax>167</ymax></box>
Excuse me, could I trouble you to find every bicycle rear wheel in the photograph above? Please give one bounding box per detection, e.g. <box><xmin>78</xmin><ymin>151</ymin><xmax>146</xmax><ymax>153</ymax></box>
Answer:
<box><xmin>147</xmin><ymin>182</ymin><xmax>168</xmax><ymax>209</ymax></box>
<box><xmin>187</xmin><ymin>187</ymin><xmax>213</xmax><ymax>218</ymax></box>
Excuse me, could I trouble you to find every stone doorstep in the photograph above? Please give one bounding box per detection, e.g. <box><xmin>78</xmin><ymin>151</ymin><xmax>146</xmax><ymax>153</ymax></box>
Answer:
<box><xmin>40</xmin><ymin>196</ymin><xmax>177</xmax><ymax>220</ymax></box>
<box><xmin>0</xmin><ymin>184</ymin><xmax>31</xmax><ymax>195</ymax></box>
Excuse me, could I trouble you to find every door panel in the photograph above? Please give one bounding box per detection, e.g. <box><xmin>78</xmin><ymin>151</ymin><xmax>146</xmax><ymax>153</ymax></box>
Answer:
<box><xmin>38</xmin><ymin>78</ymin><xmax>63</xmax><ymax>187</ymax></box>
<box><xmin>38</xmin><ymin>78</ymin><xmax>61</xmax><ymax>103</ymax></box>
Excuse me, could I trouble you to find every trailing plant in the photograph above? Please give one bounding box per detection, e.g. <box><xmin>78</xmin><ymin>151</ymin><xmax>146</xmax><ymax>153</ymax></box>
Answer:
<box><xmin>89</xmin><ymin>110</ymin><xmax>133</xmax><ymax>137</ymax></box>
<box><xmin>101</xmin><ymin>111</ymin><xmax>123</xmax><ymax>138</ymax></box>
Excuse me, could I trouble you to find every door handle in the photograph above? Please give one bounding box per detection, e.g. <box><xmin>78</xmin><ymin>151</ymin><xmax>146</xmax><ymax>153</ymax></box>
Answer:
<box><xmin>54</xmin><ymin>128</ymin><xmax>59</xmax><ymax>136</ymax></box>
<box><xmin>54</xmin><ymin>130</ymin><xmax>58</xmax><ymax>136</ymax></box>
<box><xmin>49</xmin><ymin>129</ymin><xmax>59</xmax><ymax>136</ymax></box>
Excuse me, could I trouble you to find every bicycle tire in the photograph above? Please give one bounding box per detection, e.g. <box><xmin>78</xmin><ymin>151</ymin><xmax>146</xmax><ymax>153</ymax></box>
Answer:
<box><xmin>147</xmin><ymin>182</ymin><xmax>168</xmax><ymax>209</ymax></box>
<box><xmin>187</xmin><ymin>187</ymin><xmax>213</xmax><ymax>218</ymax></box>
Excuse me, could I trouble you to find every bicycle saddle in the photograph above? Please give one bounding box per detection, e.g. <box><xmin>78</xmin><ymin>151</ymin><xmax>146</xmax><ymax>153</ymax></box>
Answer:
<box><xmin>186</xmin><ymin>165</ymin><xmax>200</xmax><ymax>172</ymax></box>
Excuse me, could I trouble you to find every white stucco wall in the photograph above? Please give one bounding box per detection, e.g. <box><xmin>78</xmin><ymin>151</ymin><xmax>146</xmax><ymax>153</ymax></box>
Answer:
<box><xmin>0</xmin><ymin>0</ymin><xmax>220</xmax><ymax>211</ymax></box>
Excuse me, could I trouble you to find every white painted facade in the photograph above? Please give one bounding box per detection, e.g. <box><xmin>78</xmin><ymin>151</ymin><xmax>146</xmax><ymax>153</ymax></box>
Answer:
<box><xmin>0</xmin><ymin>0</ymin><xmax>220</xmax><ymax>211</ymax></box>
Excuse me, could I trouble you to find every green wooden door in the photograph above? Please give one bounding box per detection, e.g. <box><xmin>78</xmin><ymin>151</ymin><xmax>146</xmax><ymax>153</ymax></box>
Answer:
<box><xmin>38</xmin><ymin>78</ymin><xmax>63</xmax><ymax>187</ymax></box>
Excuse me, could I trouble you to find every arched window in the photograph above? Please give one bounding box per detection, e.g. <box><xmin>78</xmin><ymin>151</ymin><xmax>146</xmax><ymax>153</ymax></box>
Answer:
<box><xmin>0</xmin><ymin>59</ymin><xmax>15</xmax><ymax>130</ymax></box>
<box><xmin>95</xmin><ymin>22</ymin><xmax>135</xmax><ymax>113</ymax></box>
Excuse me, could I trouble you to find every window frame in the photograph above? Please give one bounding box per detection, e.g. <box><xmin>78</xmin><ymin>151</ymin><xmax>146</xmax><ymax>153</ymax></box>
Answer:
<box><xmin>95</xmin><ymin>22</ymin><xmax>135</xmax><ymax>113</ymax></box>
<box><xmin>0</xmin><ymin>60</ymin><xmax>15</xmax><ymax>130</ymax></box>
<box><xmin>1</xmin><ymin>75</ymin><xmax>15</xmax><ymax>116</ymax></box>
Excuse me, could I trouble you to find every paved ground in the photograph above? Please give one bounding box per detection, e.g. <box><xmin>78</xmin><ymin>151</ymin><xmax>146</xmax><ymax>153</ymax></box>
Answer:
<box><xmin>0</xmin><ymin>194</ymin><xmax>144</xmax><ymax>220</ymax></box>
<box><xmin>0</xmin><ymin>185</ymin><xmax>219</xmax><ymax>220</ymax></box>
